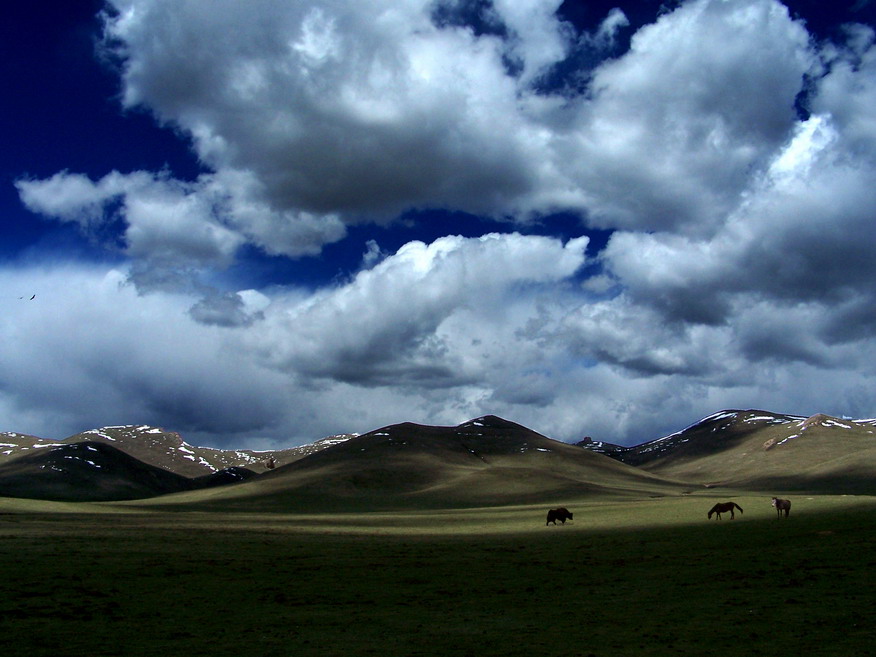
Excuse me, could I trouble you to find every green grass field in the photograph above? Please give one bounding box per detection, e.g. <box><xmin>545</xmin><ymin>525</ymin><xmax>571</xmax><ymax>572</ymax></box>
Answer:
<box><xmin>1</xmin><ymin>493</ymin><xmax>874</xmax><ymax>657</ymax></box>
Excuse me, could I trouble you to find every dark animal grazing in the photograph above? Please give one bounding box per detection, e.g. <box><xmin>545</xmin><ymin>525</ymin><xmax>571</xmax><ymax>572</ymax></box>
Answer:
<box><xmin>707</xmin><ymin>502</ymin><xmax>743</xmax><ymax>520</ymax></box>
<box><xmin>546</xmin><ymin>508</ymin><xmax>573</xmax><ymax>525</ymax></box>
<box><xmin>771</xmin><ymin>497</ymin><xmax>791</xmax><ymax>518</ymax></box>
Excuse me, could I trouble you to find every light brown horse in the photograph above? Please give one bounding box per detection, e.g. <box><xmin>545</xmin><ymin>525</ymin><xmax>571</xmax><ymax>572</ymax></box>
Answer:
<box><xmin>708</xmin><ymin>502</ymin><xmax>743</xmax><ymax>520</ymax></box>
<box><xmin>771</xmin><ymin>497</ymin><xmax>791</xmax><ymax>518</ymax></box>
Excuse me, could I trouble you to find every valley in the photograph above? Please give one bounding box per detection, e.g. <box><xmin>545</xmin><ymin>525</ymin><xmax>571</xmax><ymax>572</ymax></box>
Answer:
<box><xmin>1</xmin><ymin>494</ymin><xmax>873</xmax><ymax>657</ymax></box>
<box><xmin>1</xmin><ymin>409</ymin><xmax>874</xmax><ymax>655</ymax></box>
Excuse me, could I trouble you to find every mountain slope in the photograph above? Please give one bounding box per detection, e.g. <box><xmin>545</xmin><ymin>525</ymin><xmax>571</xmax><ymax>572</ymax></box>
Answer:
<box><xmin>582</xmin><ymin>410</ymin><xmax>876</xmax><ymax>493</ymax></box>
<box><xmin>0</xmin><ymin>433</ymin><xmax>65</xmax><ymax>463</ymax></box>
<box><xmin>1</xmin><ymin>425</ymin><xmax>356</xmax><ymax>476</ymax></box>
<box><xmin>0</xmin><ymin>440</ymin><xmax>262</xmax><ymax>502</ymax></box>
<box><xmin>148</xmin><ymin>416</ymin><xmax>685</xmax><ymax>511</ymax></box>
<box><xmin>0</xmin><ymin>441</ymin><xmax>194</xmax><ymax>501</ymax></box>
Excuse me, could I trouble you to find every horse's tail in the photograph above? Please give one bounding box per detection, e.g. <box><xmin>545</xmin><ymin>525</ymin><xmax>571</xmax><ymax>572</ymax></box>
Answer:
<box><xmin>734</xmin><ymin>503</ymin><xmax>743</xmax><ymax>513</ymax></box>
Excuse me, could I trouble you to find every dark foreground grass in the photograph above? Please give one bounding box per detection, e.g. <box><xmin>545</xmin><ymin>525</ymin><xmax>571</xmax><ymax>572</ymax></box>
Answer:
<box><xmin>1</xmin><ymin>502</ymin><xmax>874</xmax><ymax>657</ymax></box>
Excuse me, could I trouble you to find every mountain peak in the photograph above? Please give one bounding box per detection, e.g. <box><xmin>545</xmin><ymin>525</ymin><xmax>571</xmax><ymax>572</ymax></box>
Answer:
<box><xmin>457</xmin><ymin>415</ymin><xmax>533</xmax><ymax>432</ymax></box>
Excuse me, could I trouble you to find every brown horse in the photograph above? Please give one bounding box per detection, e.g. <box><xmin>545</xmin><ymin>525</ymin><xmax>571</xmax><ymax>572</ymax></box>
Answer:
<box><xmin>708</xmin><ymin>502</ymin><xmax>743</xmax><ymax>520</ymax></box>
<box><xmin>546</xmin><ymin>507</ymin><xmax>573</xmax><ymax>525</ymax></box>
<box><xmin>771</xmin><ymin>497</ymin><xmax>791</xmax><ymax>518</ymax></box>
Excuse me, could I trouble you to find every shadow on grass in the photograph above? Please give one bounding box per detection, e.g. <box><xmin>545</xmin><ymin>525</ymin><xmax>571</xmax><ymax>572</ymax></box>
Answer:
<box><xmin>1</xmin><ymin>496</ymin><xmax>874</xmax><ymax>657</ymax></box>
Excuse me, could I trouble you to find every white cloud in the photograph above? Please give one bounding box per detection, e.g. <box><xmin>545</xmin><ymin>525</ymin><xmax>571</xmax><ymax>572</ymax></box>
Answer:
<box><xmin>24</xmin><ymin>0</ymin><xmax>821</xmax><ymax>247</ymax></box>
<box><xmin>560</xmin><ymin>0</ymin><xmax>815</xmax><ymax>233</ymax></box>
<box><xmin>491</xmin><ymin>0</ymin><xmax>570</xmax><ymax>83</ymax></box>
<box><xmin>101</xmin><ymin>0</ymin><xmax>542</xmax><ymax>223</ymax></box>
<box><xmin>0</xmin><ymin>264</ymin><xmax>291</xmax><ymax>444</ymax></box>
<box><xmin>811</xmin><ymin>24</ymin><xmax>876</xmax><ymax>155</ymax></box>
<box><xmin>17</xmin><ymin>171</ymin><xmax>244</xmax><ymax>277</ymax></box>
<box><xmin>18</xmin><ymin>170</ymin><xmax>131</xmax><ymax>226</ymax></box>
<box><xmin>248</xmin><ymin>233</ymin><xmax>589</xmax><ymax>386</ymax></box>
<box><xmin>9</xmin><ymin>0</ymin><xmax>876</xmax><ymax>446</ymax></box>
<box><xmin>593</xmin><ymin>8</ymin><xmax>630</xmax><ymax>48</ymax></box>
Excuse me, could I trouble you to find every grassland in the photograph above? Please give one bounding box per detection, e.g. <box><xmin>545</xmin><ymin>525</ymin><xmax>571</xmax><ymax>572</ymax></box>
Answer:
<box><xmin>1</xmin><ymin>492</ymin><xmax>874</xmax><ymax>657</ymax></box>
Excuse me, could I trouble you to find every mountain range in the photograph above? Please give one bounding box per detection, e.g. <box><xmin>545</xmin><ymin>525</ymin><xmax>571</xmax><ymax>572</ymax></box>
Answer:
<box><xmin>0</xmin><ymin>424</ymin><xmax>355</xmax><ymax>474</ymax></box>
<box><xmin>577</xmin><ymin>409</ymin><xmax>876</xmax><ymax>494</ymax></box>
<box><xmin>1</xmin><ymin>409</ymin><xmax>873</xmax><ymax>505</ymax></box>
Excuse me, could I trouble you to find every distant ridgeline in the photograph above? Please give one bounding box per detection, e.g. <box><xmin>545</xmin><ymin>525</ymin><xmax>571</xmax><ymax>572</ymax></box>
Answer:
<box><xmin>1</xmin><ymin>410</ymin><xmax>874</xmax><ymax>505</ymax></box>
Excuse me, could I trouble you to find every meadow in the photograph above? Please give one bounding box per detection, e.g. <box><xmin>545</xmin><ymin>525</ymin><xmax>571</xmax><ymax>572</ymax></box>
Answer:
<box><xmin>1</xmin><ymin>493</ymin><xmax>874</xmax><ymax>656</ymax></box>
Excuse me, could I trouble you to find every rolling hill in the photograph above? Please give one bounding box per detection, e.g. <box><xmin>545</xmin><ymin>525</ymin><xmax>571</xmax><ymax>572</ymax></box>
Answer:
<box><xmin>147</xmin><ymin>415</ymin><xmax>686</xmax><ymax>511</ymax></box>
<box><xmin>579</xmin><ymin>409</ymin><xmax>876</xmax><ymax>494</ymax></box>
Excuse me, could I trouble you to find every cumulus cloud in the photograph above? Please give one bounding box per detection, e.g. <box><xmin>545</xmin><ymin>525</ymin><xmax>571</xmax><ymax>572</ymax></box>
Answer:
<box><xmin>0</xmin><ymin>264</ymin><xmax>292</xmax><ymax>445</ymax></box>
<box><xmin>0</xmin><ymin>235</ymin><xmax>591</xmax><ymax>444</ymax></box>
<box><xmin>23</xmin><ymin>0</ymin><xmax>820</xmax><ymax>248</ymax></box>
<box><xmin>561</xmin><ymin>130</ymin><xmax>876</xmax><ymax>402</ymax></box>
<box><xmin>188</xmin><ymin>289</ymin><xmax>269</xmax><ymax>327</ymax></box>
<box><xmin>248</xmin><ymin>232</ymin><xmax>589</xmax><ymax>386</ymax></box>
<box><xmin>16</xmin><ymin>170</ymin><xmax>346</xmax><ymax>291</ymax></box>
<box><xmin>17</xmin><ymin>171</ymin><xmax>244</xmax><ymax>291</ymax></box>
<box><xmin>9</xmin><ymin>0</ymin><xmax>876</xmax><ymax>446</ymax></box>
<box><xmin>596</xmin><ymin>110</ymin><xmax>876</xmax><ymax>344</ymax></box>
<box><xmin>101</xmin><ymin>0</ymin><xmax>544</xmax><ymax>221</ymax></box>
<box><xmin>560</xmin><ymin>0</ymin><xmax>815</xmax><ymax>233</ymax></box>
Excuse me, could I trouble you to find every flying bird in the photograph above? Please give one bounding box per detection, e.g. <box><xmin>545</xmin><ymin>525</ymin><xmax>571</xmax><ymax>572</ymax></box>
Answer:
<box><xmin>18</xmin><ymin>295</ymin><xmax>35</xmax><ymax>300</ymax></box>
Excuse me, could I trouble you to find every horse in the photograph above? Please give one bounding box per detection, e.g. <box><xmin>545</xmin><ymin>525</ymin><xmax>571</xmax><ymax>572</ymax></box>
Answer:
<box><xmin>546</xmin><ymin>507</ymin><xmax>573</xmax><ymax>525</ymax></box>
<box><xmin>707</xmin><ymin>502</ymin><xmax>743</xmax><ymax>520</ymax></box>
<box><xmin>771</xmin><ymin>497</ymin><xmax>791</xmax><ymax>518</ymax></box>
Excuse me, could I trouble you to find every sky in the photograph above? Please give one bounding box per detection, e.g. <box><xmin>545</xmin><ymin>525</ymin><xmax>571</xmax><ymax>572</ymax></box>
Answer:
<box><xmin>2</xmin><ymin>0</ymin><xmax>875</xmax><ymax>450</ymax></box>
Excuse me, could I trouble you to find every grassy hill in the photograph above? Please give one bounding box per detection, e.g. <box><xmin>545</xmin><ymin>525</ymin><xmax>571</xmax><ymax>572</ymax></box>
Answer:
<box><xmin>141</xmin><ymin>415</ymin><xmax>686</xmax><ymax>511</ymax></box>
<box><xmin>587</xmin><ymin>410</ymin><xmax>876</xmax><ymax>494</ymax></box>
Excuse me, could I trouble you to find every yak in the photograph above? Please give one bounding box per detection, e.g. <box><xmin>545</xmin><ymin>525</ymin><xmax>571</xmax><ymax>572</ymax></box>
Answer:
<box><xmin>546</xmin><ymin>507</ymin><xmax>573</xmax><ymax>525</ymax></box>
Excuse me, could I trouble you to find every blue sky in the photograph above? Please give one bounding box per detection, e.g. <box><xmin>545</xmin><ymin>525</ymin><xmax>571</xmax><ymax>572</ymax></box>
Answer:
<box><xmin>2</xmin><ymin>0</ymin><xmax>875</xmax><ymax>449</ymax></box>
